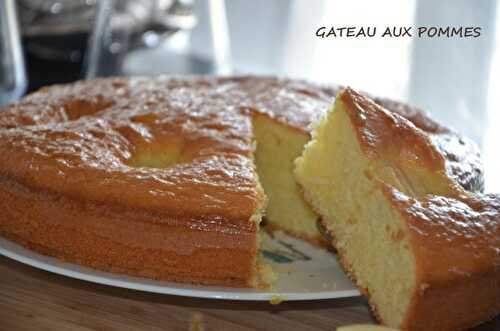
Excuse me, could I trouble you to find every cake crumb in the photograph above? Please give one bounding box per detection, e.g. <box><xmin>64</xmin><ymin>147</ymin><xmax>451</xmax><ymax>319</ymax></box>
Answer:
<box><xmin>269</xmin><ymin>295</ymin><xmax>287</xmax><ymax>305</ymax></box>
<box><xmin>322</xmin><ymin>281</ymin><xmax>337</xmax><ymax>289</ymax></box>
<box><xmin>257</xmin><ymin>262</ymin><xmax>278</xmax><ymax>289</ymax></box>
<box><xmin>189</xmin><ymin>312</ymin><xmax>205</xmax><ymax>331</ymax></box>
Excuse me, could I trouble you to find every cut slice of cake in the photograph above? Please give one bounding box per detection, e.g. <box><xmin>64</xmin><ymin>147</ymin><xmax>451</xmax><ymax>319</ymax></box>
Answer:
<box><xmin>295</xmin><ymin>88</ymin><xmax>500</xmax><ymax>331</ymax></box>
<box><xmin>245</xmin><ymin>77</ymin><xmax>484</xmax><ymax>248</ymax></box>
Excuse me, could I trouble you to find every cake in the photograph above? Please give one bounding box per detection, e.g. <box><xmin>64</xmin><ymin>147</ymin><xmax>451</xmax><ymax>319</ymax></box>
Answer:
<box><xmin>295</xmin><ymin>88</ymin><xmax>500</xmax><ymax>330</ymax></box>
<box><xmin>0</xmin><ymin>76</ymin><xmax>485</xmax><ymax>288</ymax></box>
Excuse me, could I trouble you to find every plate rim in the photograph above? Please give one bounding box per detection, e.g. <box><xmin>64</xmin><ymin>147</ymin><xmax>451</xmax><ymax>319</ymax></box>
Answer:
<box><xmin>0</xmin><ymin>236</ymin><xmax>360</xmax><ymax>301</ymax></box>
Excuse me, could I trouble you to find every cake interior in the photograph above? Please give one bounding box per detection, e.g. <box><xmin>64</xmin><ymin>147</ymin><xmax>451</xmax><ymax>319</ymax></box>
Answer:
<box><xmin>294</xmin><ymin>91</ymin><xmax>459</xmax><ymax>327</ymax></box>
<box><xmin>252</xmin><ymin>113</ymin><xmax>323</xmax><ymax>245</ymax></box>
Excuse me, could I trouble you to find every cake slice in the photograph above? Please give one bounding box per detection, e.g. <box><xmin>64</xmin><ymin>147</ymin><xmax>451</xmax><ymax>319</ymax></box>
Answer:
<box><xmin>295</xmin><ymin>88</ymin><xmax>500</xmax><ymax>330</ymax></box>
<box><xmin>246</xmin><ymin>77</ymin><xmax>483</xmax><ymax>247</ymax></box>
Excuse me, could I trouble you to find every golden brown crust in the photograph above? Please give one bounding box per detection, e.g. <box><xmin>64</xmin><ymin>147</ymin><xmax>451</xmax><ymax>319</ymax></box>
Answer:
<box><xmin>0</xmin><ymin>175</ymin><xmax>258</xmax><ymax>286</ymax></box>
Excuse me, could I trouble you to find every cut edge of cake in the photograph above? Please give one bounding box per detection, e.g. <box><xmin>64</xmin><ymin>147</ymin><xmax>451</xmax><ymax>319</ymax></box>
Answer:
<box><xmin>252</xmin><ymin>112</ymin><xmax>328</xmax><ymax>247</ymax></box>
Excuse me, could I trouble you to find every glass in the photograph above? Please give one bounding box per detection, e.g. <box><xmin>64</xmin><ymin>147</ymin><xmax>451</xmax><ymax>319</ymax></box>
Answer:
<box><xmin>85</xmin><ymin>0</ymin><xmax>231</xmax><ymax>78</ymax></box>
<box><xmin>0</xmin><ymin>0</ymin><xmax>27</xmax><ymax>106</ymax></box>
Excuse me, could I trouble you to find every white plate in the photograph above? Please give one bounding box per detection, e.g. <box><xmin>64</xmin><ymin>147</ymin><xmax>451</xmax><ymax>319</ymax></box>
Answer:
<box><xmin>0</xmin><ymin>231</ymin><xmax>359</xmax><ymax>301</ymax></box>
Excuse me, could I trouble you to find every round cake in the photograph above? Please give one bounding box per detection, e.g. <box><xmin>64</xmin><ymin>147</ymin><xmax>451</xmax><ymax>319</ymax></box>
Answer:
<box><xmin>0</xmin><ymin>76</ymin><xmax>484</xmax><ymax>287</ymax></box>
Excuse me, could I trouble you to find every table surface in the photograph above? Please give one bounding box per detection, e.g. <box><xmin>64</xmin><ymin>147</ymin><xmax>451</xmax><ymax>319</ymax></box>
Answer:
<box><xmin>1</xmin><ymin>255</ymin><xmax>499</xmax><ymax>331</ymax></box>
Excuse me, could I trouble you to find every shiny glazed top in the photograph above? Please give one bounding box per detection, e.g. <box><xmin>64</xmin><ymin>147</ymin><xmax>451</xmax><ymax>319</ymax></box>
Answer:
<box><xmin>0</xmin><ymin>76</ymin><xmax>484</xmax><ymax>231</ymax></box>
<box><xmin>339</xmin><ymin>87</ymin><xmax>483</xmax><ymax>192</ymax></box>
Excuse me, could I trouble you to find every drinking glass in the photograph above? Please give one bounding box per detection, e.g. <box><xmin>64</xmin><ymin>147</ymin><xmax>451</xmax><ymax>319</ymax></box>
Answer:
<box><xmin>85</xmin><ymin>0</ymin><xmax>231</xmax><ymax>78</ymax></box>
<box><xmin>0</xmin><ymin>0</ymin><xmax>27</xmax><ymax>106</ymax></box>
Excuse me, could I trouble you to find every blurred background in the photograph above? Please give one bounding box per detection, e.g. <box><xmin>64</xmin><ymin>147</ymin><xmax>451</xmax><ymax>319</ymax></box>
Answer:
<box><xmin>0</xmin><ymin>0</ymin><xmax>499</xmax><ymax>191</ymax></box>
